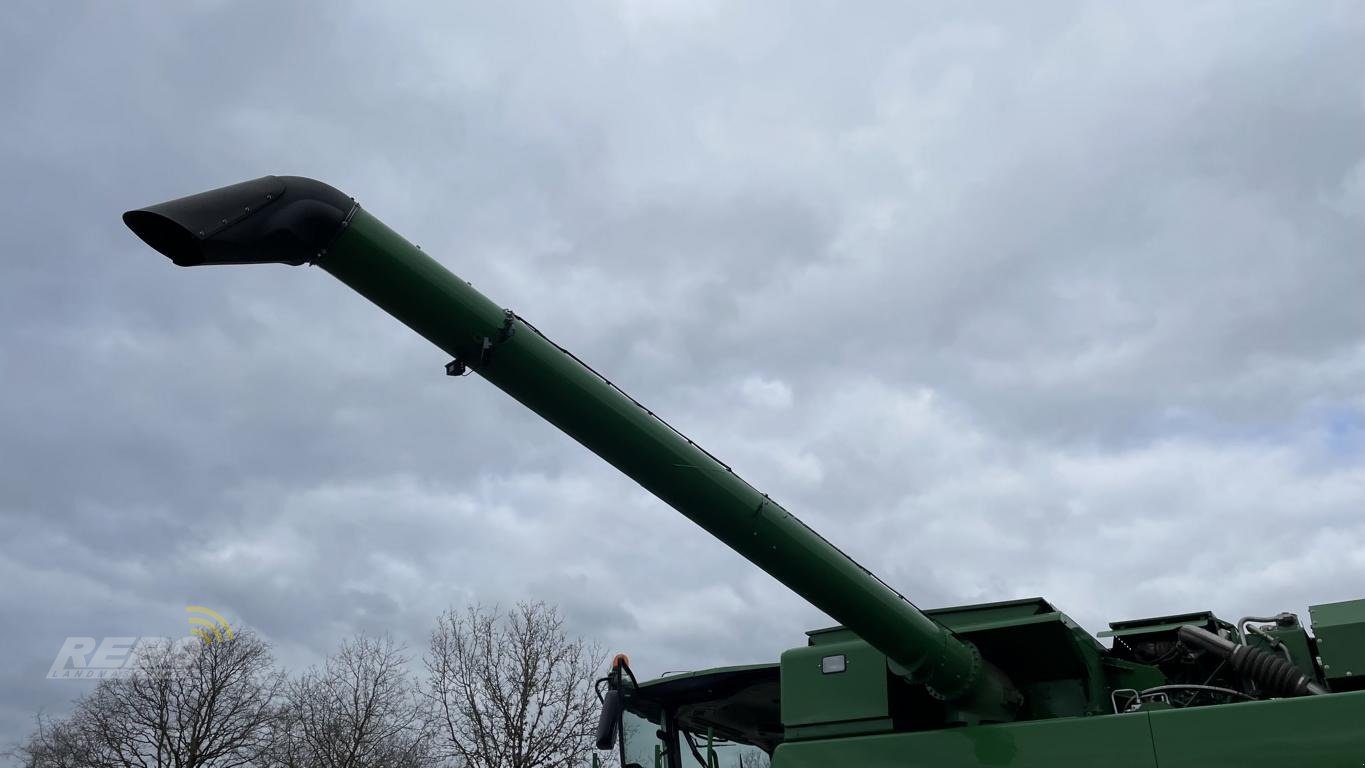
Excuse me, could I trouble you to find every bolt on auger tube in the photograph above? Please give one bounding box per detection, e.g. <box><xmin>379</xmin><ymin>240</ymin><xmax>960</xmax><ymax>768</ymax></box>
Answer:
<box><xmin>123</xmin><ymin>176</ymin><xmax>1021</xmax><ymax>721</ymax></box>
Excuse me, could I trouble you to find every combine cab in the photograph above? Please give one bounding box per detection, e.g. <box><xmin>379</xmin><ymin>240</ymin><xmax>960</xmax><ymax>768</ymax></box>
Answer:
<box><xmin>126</xmin><ymin>177</ymin><xmax>1365</xmax><ymax>767</ymax></box>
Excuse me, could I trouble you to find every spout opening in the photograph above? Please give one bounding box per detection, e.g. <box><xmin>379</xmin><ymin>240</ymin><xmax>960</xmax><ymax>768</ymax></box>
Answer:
<box><xmin>122</xmin><ymin>210</ymin><xmax>205</xmax><ymax>266</ymax></box>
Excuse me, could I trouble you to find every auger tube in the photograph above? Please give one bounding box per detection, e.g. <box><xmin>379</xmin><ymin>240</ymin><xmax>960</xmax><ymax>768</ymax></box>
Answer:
<box><xmin>124</xmin><ymin>176</ymin><xmax>1021</xmax><ymax>721</ymax></box>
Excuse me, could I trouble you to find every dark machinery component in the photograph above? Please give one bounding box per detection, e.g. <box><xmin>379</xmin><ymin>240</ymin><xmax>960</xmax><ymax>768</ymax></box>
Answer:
<box><xmin>1178</xmin><ymin>625</ymin><xmax>1328</xmax><ymax>697</ymax></box>
<box><xmin>122</xmin><ymin>176</ymin><xmax>353</xmax><ymax>266</ymax></box>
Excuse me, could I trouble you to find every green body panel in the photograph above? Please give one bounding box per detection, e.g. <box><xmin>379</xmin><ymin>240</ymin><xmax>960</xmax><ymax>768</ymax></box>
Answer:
<box><xmin>773</xmin><ymin>693</ymin><xmax>1365</xmax><ymax>767</ymax></box>
<box><xmin>781</xmin><ymin>600</ymin><xmax>1112</xmax><ymax>737</ymax></box>
<box><xmin>927</xmin><ymin>598</ymin><xmax>1067</xmax><ymax>630</ymax></box>
<box><xmin>1099</xmin><ymin>611</ymin><xmax>1229</xmax><ymax>639</ymax></box>
<box><xmin>1311</xmin><ymin>599</ymin><xmax>1365</xmax><ymax>687</ymax></box>
<box><xmin>782</xmin><ymin>640</ymin><xmax>890</xmax><ymax>732</ymax></box>
<box><xmin>636</xmin><ymin>664</ymin><xmax>778</xmax><ymax>691</ymax></box>
<box><xmin>773</xmin><ymin>711</ymin><xmax>1159</xmax><ymax>768</ymax></box>
<box><xmin>1147</xmin><ymin>691</ymin><xmax>1365</xmax><ymax>765</ymax></box>
<box><xmin>318</xmin><ymin>209</ymin><xmax>1012</xmax><ymax>713</ymax></box>
<box><xmin>805</xmin><ymin>627</ymin><xmax>861</xmax><ymax>646</ymax></box>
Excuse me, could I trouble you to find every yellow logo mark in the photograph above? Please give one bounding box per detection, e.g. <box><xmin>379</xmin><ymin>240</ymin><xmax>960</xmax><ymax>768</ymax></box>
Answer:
<box><xmin>186</xmin><ymin>606</ymin><xmax>235</xmax><ymax>644</ymax></box>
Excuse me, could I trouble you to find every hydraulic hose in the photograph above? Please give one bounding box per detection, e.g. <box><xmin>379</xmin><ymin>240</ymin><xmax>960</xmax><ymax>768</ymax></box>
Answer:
<box><xmin>1178</xmin><ymin>625</ymin><xmax>1328</xmax><ymax>697</ymax></box>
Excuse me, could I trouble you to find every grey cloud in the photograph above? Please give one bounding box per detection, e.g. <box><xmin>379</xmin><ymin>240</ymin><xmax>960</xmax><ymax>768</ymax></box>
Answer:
<box><xmin>3</xmin><ymin>0</ymin><xmax>1364</xmax><ymax>750</ymax></box>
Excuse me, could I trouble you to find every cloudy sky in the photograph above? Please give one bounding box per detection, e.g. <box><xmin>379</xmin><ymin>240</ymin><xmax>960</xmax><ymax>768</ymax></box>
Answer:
<box><xmin>2</xmin><ymin>0</ymin><xmax>1364</xmax><ymax>750</ymax></box>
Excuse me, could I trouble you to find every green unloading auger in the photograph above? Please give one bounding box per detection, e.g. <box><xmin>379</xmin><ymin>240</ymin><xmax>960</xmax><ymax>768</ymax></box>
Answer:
<box><xmin>123</xmin><ymin>175</ymin><xmax>1021</xmax><ymax>722</ymax></box>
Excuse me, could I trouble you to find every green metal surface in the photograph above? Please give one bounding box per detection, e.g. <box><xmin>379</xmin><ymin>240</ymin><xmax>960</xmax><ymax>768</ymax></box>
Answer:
<box><xmin>773</xmin><ymin>693</ymin><xmax>1365</xmax><ymax>767</ymax></box>
<box><xmin>1147</xmin><ymin>690</ymin><xmax>1365</xmax><ymax>766</ymax></box>
<box><xmin>316</xmin><ymin>207</ymin><xmax>1015</xmax><ymax>717</ymax></box>
<box><xmin>1099</xmin><ymin>611</ymin><xmax>1227</xmax><ymax>639</ymax></box>
<box><xmin>927</xmin><ymin>598</ymin><xmax>1064</xmax><ymax>630</ymax></box>
<box><xmin>772</xmin><ymin>710</ymin><xmax>1160</xmax><ymax>768</ymax></box>
<box><xmin>804</xmin><ymin>626</ymin><xmax>861</xmax><ymax>647</ymax></box>
<box><xmin>1311</xmin><ymin>599</ymin><xmax>1365</xmax><ymax>688</ymax></box>
<box><xmin>781</xmin><ymin>640</ymin><xmax>890</xmax><ymax>733</ymax></box>
<box><xmin>637</xmin><ymin>664</ymin><xmax>778</xmax><ymax>690</ymax></box>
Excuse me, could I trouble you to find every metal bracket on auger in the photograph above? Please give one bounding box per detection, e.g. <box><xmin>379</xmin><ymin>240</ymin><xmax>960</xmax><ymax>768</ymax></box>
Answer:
<box><xmin>447</xmin><ymin>309</ymin><xmax>517</xmax><ymax>377</ymax></box>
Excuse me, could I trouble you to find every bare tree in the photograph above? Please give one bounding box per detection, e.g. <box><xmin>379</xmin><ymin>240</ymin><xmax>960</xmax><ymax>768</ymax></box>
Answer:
<box><xmin>424</xmin><ymin>603</ymin><xmax>604</xmax><ymax>768</ymax></box>
<box><xmin>10</xmin><ymin>712</ymin><xmax>101</xmax><ymax>768</ymax></box>
<box><xmin>737</xmin><ymin>750</ymin><xmax>771</xmax><ymax>768</ymax></box>
<box><xmin>273</xmin><ymin>635</ymin><xmax>433</xmax><ymax>768</ymax></box>
<box><xmin>16</xmin><ymin>631</ymin><xmax>283</xmax><ymax>768</ymax></box>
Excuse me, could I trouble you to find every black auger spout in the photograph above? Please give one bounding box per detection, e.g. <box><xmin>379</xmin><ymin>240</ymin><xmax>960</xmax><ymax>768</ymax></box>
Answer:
<box><xmin>123</xmin><ymin>176</ymin><xmax>355</xmax><ymax>267</ymax></box>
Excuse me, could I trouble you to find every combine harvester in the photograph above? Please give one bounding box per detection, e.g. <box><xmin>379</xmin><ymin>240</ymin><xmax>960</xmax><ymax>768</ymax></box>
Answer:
<box><xmin>125</xmin><ymin>177</ymin><xmax>1365</xmax><ymax>767</ymax></box>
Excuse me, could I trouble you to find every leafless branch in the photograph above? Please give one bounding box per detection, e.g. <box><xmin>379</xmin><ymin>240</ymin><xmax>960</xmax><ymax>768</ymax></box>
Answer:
<box><xmin>423</xmin><ymin>603</ymin><xmax>604</xmax><ymax>768</ymax></box>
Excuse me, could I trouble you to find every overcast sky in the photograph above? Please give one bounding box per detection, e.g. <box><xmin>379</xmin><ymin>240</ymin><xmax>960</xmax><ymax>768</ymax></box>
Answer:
<box><xmin>2</xmin><ymin>0</ymin><xmax>1364</xmax><ymax>751</ymax></box>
